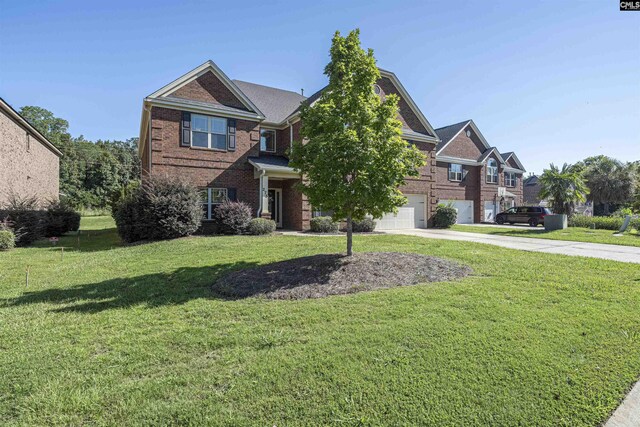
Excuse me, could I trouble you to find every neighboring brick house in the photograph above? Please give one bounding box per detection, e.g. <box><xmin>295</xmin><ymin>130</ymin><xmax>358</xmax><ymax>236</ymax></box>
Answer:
<box><xmin>138</xmin><ymin>61</ymin><xmax>440</xmax><ymax>230</ymax></box>
<box><xmin>0</xmin><ymin>97</ymin><xmax>61</xmax><ymax>206</ymax></box>
<box><xmin>433</xmin><ymin>120</ymin><xmax>526</xmax><ymax>223</ymax></box>
<box><xmin>523</xmin><ymin>174</ymin><xmax>542</xmax><ymax>205</ymax></box>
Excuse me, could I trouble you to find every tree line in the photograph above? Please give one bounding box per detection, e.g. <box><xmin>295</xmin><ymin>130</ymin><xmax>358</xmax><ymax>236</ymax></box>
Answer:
<box><xmin>539</xmin><ymin>156</ymin><xmax>639</xmax><ymax>216</ymax></box>
<box><xmin>19</xmin><ymin>106</ymin><xmax>140</xmax><ymax>210</ymax></box>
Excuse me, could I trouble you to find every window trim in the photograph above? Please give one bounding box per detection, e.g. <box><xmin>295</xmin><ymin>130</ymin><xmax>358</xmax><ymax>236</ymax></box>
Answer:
<box><xmin>202</xmin><ymin>187</ymin><xmax>228</xmax><ymax>220</ymax></box>
<box><xmin>260</xmin><ymin>128</ymin><xmax>276</xmax><ymax>153</ymax></box>
<box><xmin>486</xmin><ymin>159</ymin><xmax>498</xmax><ymax>184</ymax></box>
<box><xmin>191</xmin><ymin>114</ymin><xmax>228</xmax><ymax>151</ymax></box>
<box><xmin>448</xmin><ymin>163</ymin><xmax>463</xmax><ymax>182</ymax></box>
<box><xmin>504</xmin><ymin>171</ymin><xmax>517</xmax><ymax>187</ymax></box>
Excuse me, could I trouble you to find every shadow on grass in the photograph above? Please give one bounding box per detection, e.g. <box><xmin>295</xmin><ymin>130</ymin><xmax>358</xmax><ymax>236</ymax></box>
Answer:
<box><xmin>1</xmin><ymin>262</ymin><xmax>258</xmax><ymax>313</ymax></box>
<box><xmin>32</xmin><ymin>228</ymin><xmax>123</xmax><ymax>253</ymax></box>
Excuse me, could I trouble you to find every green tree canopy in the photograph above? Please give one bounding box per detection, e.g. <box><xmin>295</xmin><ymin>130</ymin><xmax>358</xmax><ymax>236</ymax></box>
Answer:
<box><xmin>539</xmin><ymin>163</ymin><xmax>588</xmax><ymax>216</ymax></box>
<box><xmin>289</xmin><ymin>29</ymin><xmax>426</xmax><ymax>255</ymax></box>
<box><xmin>578</xmin><ymin>155</ymin><xmax>636</xmax><ymax>213</ymax></box>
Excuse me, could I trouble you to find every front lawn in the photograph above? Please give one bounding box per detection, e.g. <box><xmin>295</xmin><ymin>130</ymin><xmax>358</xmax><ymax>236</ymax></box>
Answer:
<box><xmin>451</xmin><ymin>224</ymin><xmax>640</xmax><ymax>247</ymax></box>
<box><xmin>1</xmin><ymin>216</ymin><xmax>639</xmax><ymax>426</ymax></box>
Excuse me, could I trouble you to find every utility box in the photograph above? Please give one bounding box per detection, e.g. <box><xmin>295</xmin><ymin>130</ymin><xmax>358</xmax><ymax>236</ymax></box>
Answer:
<box><xmin>544</xmin><ymin>214</ymin><xmax>567</xmax><ymax>231</ymax></box>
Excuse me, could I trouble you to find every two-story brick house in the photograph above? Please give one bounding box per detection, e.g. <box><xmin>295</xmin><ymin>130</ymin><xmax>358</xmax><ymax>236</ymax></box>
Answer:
<box><xmin>138</xmin><ymin>61</ymin><xmax>440</xmax><ymax>231</ymax></box>
<box><xmin>433</xmin><ymin>120</ymin><xmax>526</xmax><ymax>223</ymax></box>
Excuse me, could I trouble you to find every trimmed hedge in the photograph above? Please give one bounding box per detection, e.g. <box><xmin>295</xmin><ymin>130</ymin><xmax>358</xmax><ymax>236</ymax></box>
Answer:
<box><xmin>45</xmin><ymin>201</ymin><xmax>81</xmax><ymax>237</ymax></box>
<box><xmin>434</xmin><ymin>204</ymin><xmax>457</xmax><ymax>228</ymax></box>
<box><xmin>352</xmin><ymin>218</ymin><xmax>376</xmax><ymax>232</ymax></box>
<box><xmin>211</xmin><ymin>201</ymin><xmax>252</xmax><ymax>235</ymax></box>
<box><xmin>113</xmin><ymin>176</ymin><xmax>203</xmax><ymax>243</ymax></box>
<box><xmin>0</xmin><ymin>229</ymin><xmax>15</xmax><ymax>250</ymax></box>
<box><xmin>569</xmin><ymin>215</ymin><xmax>624</xmax><ymax>231</ymax></box>
<box><xmin>310</xmin><ymin>216</ymin><xmax>339</xmax><ymax>233</ymax></box>
<box><xmin>247</xmin><ymin>218</ymin><xmax>276</xmax><ymax>235</ymax></box>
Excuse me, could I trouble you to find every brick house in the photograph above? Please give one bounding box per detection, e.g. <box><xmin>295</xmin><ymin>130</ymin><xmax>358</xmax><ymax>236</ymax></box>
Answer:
<box><xmin>433</xmin><ymin>120</ymin><xmax>526</xmax><ymax>223</ymax></box>
<box><xmin>0</xmin><ymin>97</ymin><xmax>61</xmax><ymax>206</ymax></box>
<box><xmin>138</xmin><ymin>61</ymin><xmax>440</xmax><ymax>230</ymax></box>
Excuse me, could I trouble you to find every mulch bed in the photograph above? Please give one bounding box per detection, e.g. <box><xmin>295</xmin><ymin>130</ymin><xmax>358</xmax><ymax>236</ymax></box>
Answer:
<box><xmin>212</xmin><ymin>252</ymin><xmax>472</xmax><ymax>300</ymax></box>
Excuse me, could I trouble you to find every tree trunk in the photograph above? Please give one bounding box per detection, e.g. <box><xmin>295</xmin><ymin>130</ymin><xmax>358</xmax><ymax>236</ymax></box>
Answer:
<box><xmin>346</xmin><ymin>214</ymin><xmax>353</xmax><ymax>256</ymax></box>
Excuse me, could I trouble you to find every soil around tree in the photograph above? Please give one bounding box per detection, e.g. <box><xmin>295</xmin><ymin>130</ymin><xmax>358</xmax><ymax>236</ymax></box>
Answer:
<box><xmin>212</xmin><ymin>252</ymin><xmax>472</xmax><ymax>300</ymax></box>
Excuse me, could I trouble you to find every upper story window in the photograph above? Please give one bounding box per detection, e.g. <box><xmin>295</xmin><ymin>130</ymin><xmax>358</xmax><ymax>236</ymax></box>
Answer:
<box><xmin>486</xmin><ymin>158</ymin><xmax>498</xmax><ymax>184</ymax></box>
<box><xmin>191</xmin><ymin>114</ymin><xmax>227</xmax><ymax>150</ymax></box>
<box><xmin>260</xmin><ymin>129</ymin><xmax>276</xmax><ymax>153</ymax></box>
<box><xmin>448</xmin><ymin>163</ymin><xmax>463</xmax><ymax>181</ymax></box>
<box><xmin>505</xmin><ymin>172</ymin><xmax>517</xmax><ymax>187</ymax></box>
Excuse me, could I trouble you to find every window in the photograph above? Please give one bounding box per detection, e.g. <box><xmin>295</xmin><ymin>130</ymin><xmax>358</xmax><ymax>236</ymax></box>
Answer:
<box><xmin>448</xmin><ymin>163</ymin><xmax>463</xmax><ymax>181</ymax></box>
<box><xmin>504</xmin><ymin>172</ymin><xmax>517</xmax><ymax>187</ymax></box>
<box><xmin>201</xmin><ymin>188</ymin><xmax>228</xmax><ymax>220</ymax></box>
<box><xmin>260</xmin><ymin>129</ymin><xmax>276</xmax><ymax>152</ymax></box>
<box><xmin>191</xmin><ymin>114</ymin><xmax>227</xmax><ymax>150</ymax></box>
<box><xmin>486</xmin><ymin>159</ymin><xmax>498</xmax><ymax>183</ymax></box>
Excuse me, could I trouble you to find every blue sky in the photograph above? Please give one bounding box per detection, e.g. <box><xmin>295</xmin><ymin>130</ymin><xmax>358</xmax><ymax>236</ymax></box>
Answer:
<box><xmin>1</xmin><ymin>0</ymin><xmax>638</xmax><ymax>174</ymax></box>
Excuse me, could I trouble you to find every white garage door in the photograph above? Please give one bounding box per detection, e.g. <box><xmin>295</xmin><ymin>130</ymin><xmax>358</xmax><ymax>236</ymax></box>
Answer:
<box><xmin>440</xmin><ymin>200</ymin><xmax>474</xmax><ymax>224</ymax></box>
<box><xmin>376</xmin><ymin>194</ymin><xmax>426</xmax><ymax>230</ymax></box>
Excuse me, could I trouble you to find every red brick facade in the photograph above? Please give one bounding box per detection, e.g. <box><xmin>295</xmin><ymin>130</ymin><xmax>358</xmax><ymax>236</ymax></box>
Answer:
<box><xmin>434</xmin><ymin>124</ymin><xmax>524</xmax><ymax>222</ymax></box>
<box><xmin>142</xmin><ymin>68</ymin><xmax>438</xmax><ymax>230</ymax></box>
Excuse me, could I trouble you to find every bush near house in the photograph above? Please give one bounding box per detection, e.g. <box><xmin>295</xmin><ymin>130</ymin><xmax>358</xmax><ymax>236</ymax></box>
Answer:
<box><xmin>310</xmin><ymin>216</ymin><xmax>339</xmax><ymax>233</ymax></box>
<box><xmin>0</xmin><ymin>195</ymin><xmax>46</xmax><ymax>246</ymax></box>
<box><xmin>45</xmin><ymin>201</ymin><xmax>81</xmax><ymax>236</ymax></box>
<box><xmin>434</xmin><ymin>204</ymin><xmax>457</xmax><ymax>228</ymax></box>
<box><xmin>247</xmin><ymin>218</ymin><xmax>277</xmax><ymax>235</ymax></box>
<box><xmin>112</xmin><ymin>176</ymin><xmax>203</xmax><ymax>243</ymax></box>
<box><xmin>351</xmin><ymin>218</ymin><xmax>376</xmax><ymax>232</ymax></box>
<box><xmin>211</xmin><ymin>201</ymin><xmax>252</xmax><ymax>235</ymax></box>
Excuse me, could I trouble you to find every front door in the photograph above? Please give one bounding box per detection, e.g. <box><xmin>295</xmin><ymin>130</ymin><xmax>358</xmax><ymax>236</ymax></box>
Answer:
<box><xmin>268</xmin><ymin>189</ymin><xmax>282</xmax><ymax>228</ymax></box>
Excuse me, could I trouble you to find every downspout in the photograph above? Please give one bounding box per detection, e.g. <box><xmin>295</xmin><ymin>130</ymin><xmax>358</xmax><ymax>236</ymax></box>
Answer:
<box><xmin>288</xmin><ymin>119</ymin><xmax>293</xmax><ymax>152</ymax></box>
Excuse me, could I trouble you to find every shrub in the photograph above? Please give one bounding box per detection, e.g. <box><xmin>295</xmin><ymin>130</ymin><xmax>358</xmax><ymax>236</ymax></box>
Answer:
<box><xmin>568</xmin><ymin>215</ymin><xmax>624</xmax><ymax>231</ymax></box>
<box><xmin>0</xmin><ymin>229</ymin><xmax>15</xmax><ymax>250</ymax></box>
<box><xmin>352</xmin><ymin>217</ymin><xmax>376</xmax><ymax>232</ymax></box>
<box><xmin>113</xmin><ymin>176</ymin><xmax>203</xmax><ymax>243</ymax></box>
<box><xmin>45</xmin><ymin>201</ymin><xmax>81</xmax><ymax>236</ymax></box>
<box><xmin>0</xmin><ymin>194</ymin><xmax>45</xmax><ymax>246</ymax></box>
<box><xmin>211</xmin><ymin>201</ymin><xmax>252</xmax><ymax>235</ymax></box>
<box><xmin>247</xmin><ymin>218</ymin><xmax>276</xmax><ymax>235</ymax></box>
<box><xmin>434</xmin><ymin>204</ymin><xmax>457</xmax><ymax>228</ymax></box>
<box><xmin>310</xmin><ymin>216</ymin><xmax>339</xmax><ymax>233</ymax></box>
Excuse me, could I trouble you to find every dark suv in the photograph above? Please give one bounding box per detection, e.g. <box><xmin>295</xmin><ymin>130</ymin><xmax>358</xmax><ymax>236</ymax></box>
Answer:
<box><xmin>495</xmin><ymin>206</ymin><xmax>552</xmax><ymax>227</ymax></box>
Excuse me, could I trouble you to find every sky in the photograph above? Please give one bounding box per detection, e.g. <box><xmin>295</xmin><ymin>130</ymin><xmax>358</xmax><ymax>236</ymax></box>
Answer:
<box><xmin>0</xmin><ymin>0</ymin><xmax>638</xmax><ymax>174</ymax></box>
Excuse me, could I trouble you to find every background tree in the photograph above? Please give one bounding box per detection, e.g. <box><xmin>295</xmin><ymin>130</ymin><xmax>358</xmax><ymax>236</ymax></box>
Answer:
<box><xmin>539</xmin><ymin>163</ymin><xmax>588</xmax><ymax>216</ymax></box>
<box><xmin>19</xmin><ymin>106</ymin><xmax>140</xmax><ymax>210</ymax></box>
<box><xmin>578</xmin><ymin>155</ymin><xmax>636</xmax><ymax>215</ymax></box>
<box><xmin>289</xmin><ymin>29</ymin><xmax>426</xmax><ymax>256</ymax></box>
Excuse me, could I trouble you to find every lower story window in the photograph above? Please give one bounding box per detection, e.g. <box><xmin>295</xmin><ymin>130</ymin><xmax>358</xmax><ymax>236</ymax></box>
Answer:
<box><xmin>201</xmin><ymin>188</ymin><xmax>228</xmax><ymax>219</ymax></box>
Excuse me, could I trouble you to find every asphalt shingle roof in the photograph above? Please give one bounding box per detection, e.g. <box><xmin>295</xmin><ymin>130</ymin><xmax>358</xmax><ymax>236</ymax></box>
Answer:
<box><xmin>233</xmin><ymin>80</ymin><xmax>306</xmax><ymax>124</ymax></box>
<box><xmin>433</xmin><ymin>120</ymin><xmax>470</xmax><ymax>152</ymax></box>
<box><xmin>501</xmin><ymin>151</ymin><xmax>514</xmax><ymax>161</ymax></box>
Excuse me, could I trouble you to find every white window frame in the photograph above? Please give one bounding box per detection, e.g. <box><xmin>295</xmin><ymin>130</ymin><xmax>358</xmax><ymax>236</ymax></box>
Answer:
<box><xmin>505</xmin><ymin>172</ymin><xmax>517</xmax><ymax>187</ymax></box>
<box><xmin>260</xmin><ymin>128</ymin><xmax>276</xmax><ymax>153</ymax></box>
<box><xmin>448</xmin><ymin>163</ymin><xmax>463</xmax><ymax>181</ymax></box>
<box><xmin>202</xmin><ymin>187</ymin><xmax>228</xmax><ymax>220</ymax></box>
<box><xmin>191</xmin><ymin>114</ymin><xmax>228</xmax><ymax>151</ymax></box>
<box><xmin>486</xmin><ymin>159</ymin><xmax>498</xmax><ymax>184</ymax></box>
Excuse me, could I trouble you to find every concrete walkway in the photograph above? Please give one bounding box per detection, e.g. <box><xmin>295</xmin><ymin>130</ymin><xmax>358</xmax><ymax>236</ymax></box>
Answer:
<box><xmin>605</xmin><ymin>380</ymin><xmax>640</xmax><ymax>427</ymax></box>
<box><xmin>383</xmin><ymin>229</ymin><xmax>640</xmax><ymax>264</ymax></box>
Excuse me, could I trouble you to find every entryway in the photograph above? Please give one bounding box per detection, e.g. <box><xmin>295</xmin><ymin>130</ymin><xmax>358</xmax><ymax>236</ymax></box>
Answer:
<box><xmin>268</xmin><ymin>188</ymin><xmax>282</xmax><ymax>228</ymax></box>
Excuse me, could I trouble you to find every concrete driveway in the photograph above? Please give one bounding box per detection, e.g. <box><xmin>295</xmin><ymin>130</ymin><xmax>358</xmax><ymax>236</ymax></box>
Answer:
<box><xmin>384</xmin><ymin>229</ymin><xmax>640</xmax><ymax>264</ymax></box>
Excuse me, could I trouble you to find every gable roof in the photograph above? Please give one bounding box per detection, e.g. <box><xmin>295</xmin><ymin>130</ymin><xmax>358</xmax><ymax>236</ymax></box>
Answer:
<box><xmin>147</xmin><ymin>60</ymin><xmax>265</xmax><ymax>118</ymax></box>
<box><xmin>233</xmin><ymin>80</ymin><xmax>306</xmax><ymax>125</ymax></box>
<box><xmin>434</xmin><ymin>119</ymin><xmax>491</xmax><ymax>156</ymax></box>
<box><xmin>524</xmin><ymin>175</ymin><xmax>539</xmax><ymax>186</ymax></box>
<box><xmin>478</xmin><ymin>147</ymin><xmax>507</xmax><ymax>165</ymax></box>
<box><xmin>0</xmin><ymin>97</ymin><xmax>62</xmax><ymax>157</ymax></box>
<box><xmin>501</xmin><ymin>151</ymin><xmax>526</xmax><ymax>171</ymax></box>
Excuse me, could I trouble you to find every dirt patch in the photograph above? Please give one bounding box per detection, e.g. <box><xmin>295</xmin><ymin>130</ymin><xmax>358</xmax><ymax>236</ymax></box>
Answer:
<box><xmin>212</xmin><ymin>252</ymin><xmax>472</xmax><ymax>300</ymax></box>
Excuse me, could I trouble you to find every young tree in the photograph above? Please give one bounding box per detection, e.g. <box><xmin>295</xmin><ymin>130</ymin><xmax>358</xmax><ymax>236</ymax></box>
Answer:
<box><xmin>539</xmin><ymin>163</ymin><xmax>588</xmax><ymax>216</ymax></box>
<box><xmin>289</xmin><ymin>29</ymin><xmax>426</xmax><ymax>255</ymax></box>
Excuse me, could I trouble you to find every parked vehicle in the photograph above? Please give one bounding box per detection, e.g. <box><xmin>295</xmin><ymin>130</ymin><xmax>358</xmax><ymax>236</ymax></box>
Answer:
<box><xmin>495</xmin><ymin>206</ymin><xmax>552</xmax><ymax>227</ymax></box>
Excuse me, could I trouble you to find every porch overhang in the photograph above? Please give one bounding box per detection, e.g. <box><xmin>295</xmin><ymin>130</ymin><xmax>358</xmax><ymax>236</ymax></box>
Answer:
<box><xmin>248</xmin><ymin>156</ymin><xmax>300</xmax><ymax>179</ymax></box>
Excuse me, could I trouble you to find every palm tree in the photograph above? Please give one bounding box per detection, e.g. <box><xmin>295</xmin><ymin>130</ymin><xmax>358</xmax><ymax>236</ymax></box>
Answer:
<box><xmin>539</xmin><ymin>163</ymin><xmax>588</xmax><ymax>216</ymax></box>
<box><xmin>580</xmin><ymin>156</ymin><xmax>636</xmax><ymax>214</ymax></box>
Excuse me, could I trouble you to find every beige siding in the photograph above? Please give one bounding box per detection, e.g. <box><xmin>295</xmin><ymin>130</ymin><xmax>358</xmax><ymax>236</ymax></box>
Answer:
<box><xmin>0</xmin><ymin>111</ymin><xmax>59</xmax><ymax>206</ymax></box>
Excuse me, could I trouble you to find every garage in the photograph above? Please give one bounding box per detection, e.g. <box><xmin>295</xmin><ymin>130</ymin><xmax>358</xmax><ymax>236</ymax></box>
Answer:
<box><xmin>376</xmin><ymin>194</ymin><xmax>426</xmax><ymax>230</ymax></box>
<box><xmin>440</xmin><ymin>200</ymin><xmax>474</xmax><ymax>224</ymax></box>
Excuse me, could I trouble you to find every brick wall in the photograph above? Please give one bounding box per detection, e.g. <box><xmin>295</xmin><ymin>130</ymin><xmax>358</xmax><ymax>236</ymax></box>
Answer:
<box><xmin>169</xmin><ymin>72</ymin><xmax>248</xmax><ymax>110</ymax></box>
<box><xmin>439</xmin><ymin>125</ymin><xmax>485</xmax><ymax>159</ymax></box>
<box><xmin>0</xmin><ymin>110</ymin><xmax>59</xmax><ymax>205</ymax></box>
<box><xmin>376</xmin><ymin>77</ymin><xmax>428</xmax><ymax>135</ymax></box>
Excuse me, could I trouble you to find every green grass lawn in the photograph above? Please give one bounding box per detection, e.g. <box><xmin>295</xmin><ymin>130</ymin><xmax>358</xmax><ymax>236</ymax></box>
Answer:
<box><xmin>1</xmin><ymin>216</ymin><xmax>639</xmax><ymax>426</ymax></box>
<box><xmin>451</xmin><ymin>224</ymin><xmax>640</xmax><ymax>247</ymax></box>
